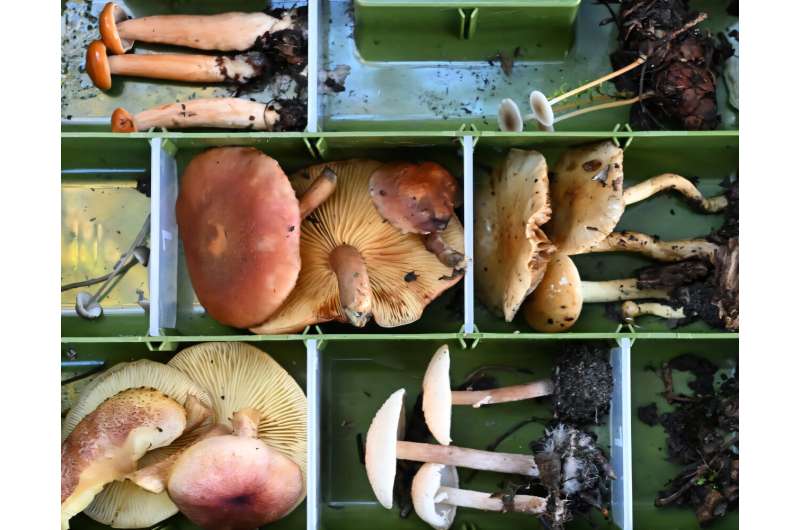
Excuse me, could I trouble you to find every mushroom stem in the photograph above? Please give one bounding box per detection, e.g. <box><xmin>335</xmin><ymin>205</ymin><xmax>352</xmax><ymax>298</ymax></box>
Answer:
<box><xmin>231</xmin><ymin>408</ymin><xmax>261</xmax><ymax>438</ymax></box>
<box><xmin>585</xmin><ymin>231</ymin><xmax>719</xmax><ymax>261</ymax></box>
<box><xmin>436</xmin><ymin>486</ymin><xmax>547</xmax><ymax>514</ymax></box>
<box><xmin>548</xmin><ymin>56</ymin><xmax>646</xmax><ymax>106</ymax></box>
<box><xmin>396</xmin><ymin>441</ymin><xmax>538</xmax><ymax>476</ymax></box>
<box><xmin>552</xmin><ymin>94</ymin><xmax>650</xmax><ymax>124</ymax></box>
<box><xmin>299</xmin><ymin>167</ymin><xmax>338</xmax><ymax>219</ymax></box>
<box><xmin>582</xmin><ymin>279</ymin><xmax>670</xmax><ymax>303</ymax></box>
<box><xmin>61</xmin><ymin>257</ymin><xmax>138</xmax><ymax>291</ymax></box>
<box><xmin>330</xmin><ymin>245</ymin><xmax>373</xmax><ymax>327</ymax></box>
<box><xmin>623</xmin><ymin>174</ymin><xmax>729</xmax><ymax>212</ymax></box>
<box><xmin>425</xmin><ymin>232</ymin><xmax>466</xmax><ymax>269</ymax></box>
<box><xmin>183</xmin><ymin>395</ymin><xmax>213</xmax><ymax>431</ymax></box>
<box><xmin>451</xmin><ymin>379</ymin><xmax>554</xmax><ymax>408</ymax></box>
<box><xmin>620</xmin><ymin>300</ymin><xmax>686</xmax><ymax>321</ymax></box>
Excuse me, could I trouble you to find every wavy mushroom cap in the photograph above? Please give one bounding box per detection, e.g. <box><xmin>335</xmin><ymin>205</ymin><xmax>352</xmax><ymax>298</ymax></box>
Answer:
<box><xmin>523</xmin><ymin>253</ymin><xmax>583</xmax><ymax>332</ymax></box>
<box><xmin>547</xmin><ymin>141</ymin><xmax>625</xmax><ymax>255</ymax></box>
<box><xmin>412</xmin><ymin>464</ymin><xmax>459</xmax><ymax>530</ymax></box>
<box><xmin>250</xmin><ymin>159</ymin><xmax>464</xmax><ymax>334</ymax></box>
<box><xmin>86</xmin><ymin>40</ymin><xmax>112</xmax><ymax>91</ymax></box>
<box><xmin>476</xmin><ymin>149</ymin><xmax>556</xmax><ymax>322</ymax></box>
<box><xmin>176</xmin><ymin>147</ymin><xmax>301</xmax><ymax>328</ymax></box>
<box><xmin>99</xmin><ymin>3</ymin><xmax>133</xmax><ymax>55</ymax></box>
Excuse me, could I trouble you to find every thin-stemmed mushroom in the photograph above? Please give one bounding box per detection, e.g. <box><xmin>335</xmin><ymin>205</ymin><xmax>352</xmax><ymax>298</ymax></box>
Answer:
<box><xmin>85</xmin><ymin>40</ymin><xmax>266</xmax><ymax>91</ymax></box>
<box><xmin>249</xmin><ymin>159</ymin><xmax>464</xmax><ymax>334</ymax></box>
<box><xmin>412</xmin><ymin>463</ymin><xmax>547</xmax><ymax>529</ymax></box>
<box><xmin>581</xmin><ymin>230</ymin><xmax>719</xmax><ymax>262</ymax></box>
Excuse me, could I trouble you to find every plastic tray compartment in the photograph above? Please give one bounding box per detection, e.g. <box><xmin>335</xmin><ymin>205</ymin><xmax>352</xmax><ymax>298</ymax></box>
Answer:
<box><xmin>61</xmin><ymin>0</ymin><xmax>309</xmax><ymax>131</ymax></box>
<box><xmin>353</xmin><ymin>0</ymin><xmax>581</xmax><ymax>62</ymax></box>
<box><xmin>62</xmin><ymin>136</ymin><xmax>152</xmax><ymax>337</ymax></box>
<box><xmin>472</xmin><ymin>132</ymin><xmax>738</xmax><ymax>336</ymax></box>
<box><xmin>317</xmin><ymin>338</ymin><xmax>631</xmax><ymax>530</ymax></box>
<box><xmin>157</xmin><ymin>134</ymin><xmax>468</xmax><ymax>337</ymax></box>
<box><xmin>630</xmin><ymin>338</ymin><xmax>738</xmax><ymax>529</ymax></box>
<box><xmin>61</xmin><ymin>338</ymin><xmax>309</xmax><ymax>530</ymax></box>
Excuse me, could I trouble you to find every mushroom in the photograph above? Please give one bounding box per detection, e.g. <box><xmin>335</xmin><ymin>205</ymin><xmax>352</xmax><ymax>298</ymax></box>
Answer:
<box><xmin>497</xmin><ymin>99</ymin><xmax>524</xmax><ymax>132</ymax></box>
<box><xmin>582</xmin><ymin>230</ymin><xmax>719</xmax><ymax>262</ymax></box>
<box><xmin>176</xmin><ymin>147</ymin><xmax>335</xmax><ymax>329</ymax></box>
<box><xmin>99</xmin><ymin>2</ymin><xmax>297</xmax><ymax>55</ymax></box>
<box><xmin>249</xmin><ymin>159</ymin><xmax>464</xmax><ymax>334</ymax></box>
<box><xmin>85</xmin><ymin>40</ymin><xmax>265</xmax><ymax>91</ymax></box>
<box><xmin>369</xmin><ymin>161</ymin><xmax>465</xmax><ymax>268</ymax></box>
<box><xmin>366</xmin><ymin>389</ymin><xmax>540</xmax><ymax>509</ymax></box>
<box><xmin>547</xmin><ymin>141</ymin><xmax>728</xmax><ymax>255</ymax></box>
<box><xmin>476</xmin><ymin>149</ymin><xmax>556</xmax><ymax>322</ymax></box>
<box><xmin>61</xmin><ymin>360</ymin><xmax>213</xmax><ymax>529</ymax></box>
<box><xmin>411</xmin><ymin>463</ymin><xmax>546</xmax><ymax>529</ymax></box>
<box><xmin>111</xmin><ymin>97</ymin><xmax>304</xmax><ymax>132</ymax></box>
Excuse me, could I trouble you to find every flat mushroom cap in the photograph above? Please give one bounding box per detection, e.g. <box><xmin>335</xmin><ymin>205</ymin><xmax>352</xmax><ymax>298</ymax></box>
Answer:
<box><xmin>250</xmin><ymin>160</ymin><xmax>464</xmax><ymax>334</ymax></box>
<box><xmin>476</xmin><ymin>148</ymin><xmax>556</xmax><ymax>322</ymax></box>
<box><xmin>99</xmin><ymin>3</ymin><xmax>133</xmax><ymax>55</ymax></box>
<box><xmin>523</xmin><ymin>253</ymin><xmax>583</xmax><ymax>332</ymax></box>
<box><xmin>529</xmin><ymin>91</ymin><xmax>555</xmax><ymax>128</ymax></box>
<box><xmin>547</xmin><ymin>141</ymin><xmax>625</xmax><ymax>255</ymax></box>
<box><xmin>422</xmin><ymin>345</ymin><xmax>452</xmax><ymax>446</ymax></box>
<box><xmin>412</xmin><ymin>464</ymin><xmax>459</xmax><ymax>530</ymax></box>
<box><xmin>366</xmin><ymin>388</ymin><xmax>407</xmax><ymax>509</ymax></box>
<box><xmin>176</xmin><ymin>147</ymin><xmax>302</xmax><ymax>328</ymax></box>
<box><xmin>86</xmin><ymin>41</ymin><xmax>112</xmax><ymax>91</ymax></box>
<box><xmin>61</xmin><ymin>360</ymin><xmax>213</xmax><ymax>529</ymax></box>
<box><xmin>369</xmin><ymin>161</ymin><xmax>458</xmax><ymax>234</ymax></box>
<box><xmin>167</xmin><ymin>342</ymin><xmax>308</xmax><ymax>503</ymax></box>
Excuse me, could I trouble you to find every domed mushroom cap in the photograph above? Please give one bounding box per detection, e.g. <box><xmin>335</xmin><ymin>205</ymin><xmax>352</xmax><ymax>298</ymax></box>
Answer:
<box><xmin>366</xmin><ymin>388</ymin><xmax>406</xmax><ymax>509</ymax></box>
<box><xmin>522</xmin><ymin>253</ymin><xmax>583</xmax><ymax>332</ymax></box>
<box><xmin>476</xmin><ymin>149</ymin><xmax>556</xmax><ymax>322</ymax></box>
<box><xmin>61</xmin><ymin>360</ymin><xmax>214</xmax><ymax>529</ymax></box>
<box><xmin>422</xmin><ymin>345</ymin><xmax>452</xmax><ymax>446</ymax></box>
<box><xmin>412</xmin><ymin>464</ymin><xmax>459</xmax><ymax>530</ymax></box>
<box><xmin>176</xmin><ymin>147</ymin><xmax>302</xmax><ymax>328</ymax></box>
<box><xmin>547</xmin><ymin>141</ymin><xmax>625</xmax><ymax>255</ymax></box>
<box><xmin>85</xmin><ymin>41</ymin><xmax>112</xmax><ymax>91</ymax></box>
<box><xmin>250</xmin><ymin>160</ymin><xmax>464</xmax><ymax>334</ymax></box>
<box><xmin>99</xmin><ymin>3</ymin><xmax>133</xmax><ymax>55</ymax></box>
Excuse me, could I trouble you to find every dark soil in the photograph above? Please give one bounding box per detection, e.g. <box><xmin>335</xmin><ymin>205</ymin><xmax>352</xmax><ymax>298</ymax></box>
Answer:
<box><xmin>552</xmin><ymin>344</ymin><xmax>613</xmax><ymax>425</ymax></box>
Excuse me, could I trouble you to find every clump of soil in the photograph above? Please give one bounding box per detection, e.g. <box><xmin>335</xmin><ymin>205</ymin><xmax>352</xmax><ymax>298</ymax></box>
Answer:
<box><xmin>552</xmin><ymin>344</ymin><xmax>613</xmax><ymax>424</ymax></box>
<box><xmin>638</xmin><ymin>354</ymin><xmax>738</xmax><ymax>526</ymax></box>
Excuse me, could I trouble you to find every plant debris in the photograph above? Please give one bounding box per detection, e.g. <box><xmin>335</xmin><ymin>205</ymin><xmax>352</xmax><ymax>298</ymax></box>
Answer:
<box><xmin>552</xmin><ymin>344</ymin><xmax>613</xmax><ymax>425</ymax></box>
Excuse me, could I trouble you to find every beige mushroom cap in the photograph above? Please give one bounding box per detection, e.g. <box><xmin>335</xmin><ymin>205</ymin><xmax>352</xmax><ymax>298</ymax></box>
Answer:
<box><xmin>497</xmin><ymin>99</ymin><xmax>523</xmax><ymax>132</ymax></box>
<box><xmin>476</xmin><ymin>148</ymin><xmax>556</xmax><ymax>322</ymax></box>
<box><xmin>61</xmin><ymin>360</ymin><xmax>213</xmax><ymax>529</ymax></box>
<box><xmin>522</xmin><ymin>253</ymin><xmax>583</xmax><ymax>332</ymax></box>
<box><xmin>412</xmin><ymin>463</ymin><xmax>459</xmax><ymax>530</ymax></box>
<box><xmin>366</xmin><ymin>388</ymin><xmax>407</xmax><ymax>509</ymax></box>
<box><xmin>250</xmin><ymin>160</ymin><xmax>464</xmax><ymax>334</ymax></box>
<box><xmin>547</xmin><ymin>141</ymin><xmax>625</xmax><ymax>255</ymax></box>
<box><xmin>422</xmin><ymin>345</ymin><xmax>452</xmax><ymax>446</ymax></box>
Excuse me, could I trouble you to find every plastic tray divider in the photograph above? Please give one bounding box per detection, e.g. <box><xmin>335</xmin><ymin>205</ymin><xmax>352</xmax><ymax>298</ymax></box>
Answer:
<box><xmin>611</xmin><ymin>337</ymin><xmax>634</xmax><ymax>530</ymax></box>
<box><xmin>306</xmin><ymin>338</ymin><xmax>322</xmax><ymax>530</ymax></box>
<box><xmin>307</xmin><ymin>0</ymin><xmax>320</xmax><ymax>132</ymax></box>
<box><xmin>462</xmin><ymin>135</ymin><xmax>475</xmax><ymax>333</ymax></box>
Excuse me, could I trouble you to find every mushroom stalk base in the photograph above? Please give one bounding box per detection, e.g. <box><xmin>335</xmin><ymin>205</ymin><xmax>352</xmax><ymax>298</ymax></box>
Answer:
<box><xmin>451</xmin><ymin>379</ymin><xmax>554</xmax><ymax>407</ymax></box>
<box><xmin>582</xmin><ymin>279</ymin><xmax>670</xmax><ymax>303</ymax></box>
<box><xmin>425</xmin><ymin>232</ymin><xmax>466</xmax><ymax>269</ymax></box>
<box><xmin>587</xmin><ymin>231</ymin><xmax>718</xmax><ymax>262</ymax></box>
<box><xmin>623</xmin><ymin>174</ymin><xmax>728</xmax><ymax>212</ymax></box>
<box><xmin>396</xmin><ymin>441</ymin><xmax>538</xmax><ymax>476</ymax></box>
<box><xmin>438</xmin><ymin>486</ymin><xmax>547</xmax><ymax>514</ymax></box>
<box><xmin>330</xmin><ymin>245</ymin><xmax>373</xmax><ymax>327</ymax></box>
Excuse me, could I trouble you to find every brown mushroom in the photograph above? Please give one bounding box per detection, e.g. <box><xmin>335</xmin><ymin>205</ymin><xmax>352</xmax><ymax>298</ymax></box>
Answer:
<box><xmin>476</xmin><ymin>148</ymin><xmax>556</xmax><ymax>322</ymax></box>
<box><xmin>85</xmin><ymin>40</ymin><xmax>265</xmax><ymax>91</ymax></box>
<box><xmin>250</xmin><ymin>159</ymin><xmax>464</xmax><ymax>334</ymax></box>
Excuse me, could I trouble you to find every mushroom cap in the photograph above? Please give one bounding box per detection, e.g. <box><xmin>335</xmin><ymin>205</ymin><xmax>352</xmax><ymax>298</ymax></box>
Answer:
<box><xmin>86</xmin><ymin>40</ymin><xmax>112</xmax><ymax>91</ymax></box>
<box><xmin>366</xmin><ymin>388</ymin><xmax>407</xmax><ymax>509</ymax></box>
<box><xmin>476</xmin><ymin>149</ymin><xmax>556</xmax><ymax>322</ymax></box>
<box><xmin>422</xmin><ymin>345</ymin><xmax>452</xmax><ymax>446</ymax></box>
<box><xmin>99</xmin><ymin>3</ymin><xmax>133</xmax><ymax>55</ymax></box>
<box><xmin>368</xmin><ymin>161</ymin><xmax>458</xmax><ymax>235</ymax></box>
<box><xmin>250</xmin><ymin>160</ymin><xmax>464</xmax><ymax>334</ymax></box>
<box><xmin>547</xmin><ymin>141</ymin><xmax>625</xmax><ymax>255</ymax></box>
<box><xmin>498</xmin><ymin>98</ymin><xmax>523</xmax><ymax>132</ymax></box>
<box><xmin>176</xmin><ymin>147</ymin><xmax>302</xmax><ymax>328</ymax></box>
<box><xmin>167</xmin><ymin>343</ymin><xmax>308</xmax><ymax>491</ymax></box>
<box><xmin>522</xmin><ymin>253</ymin><xmax>583</xmax><ymax>332</ymax></box>
<box><xmin>61</xmin><ymin>360</ymin><xmax>214</xmax><ymax>528</ymax></box>
<box><xmin>111</xmin><ymin>108</ymin><xmax>136</xmax><ymax>133</ymax></box>
<box><xmin>412</xmin><ymin>463</ymin><xmax>459</xmax><ymax>530</ymax></box>
<box><xmin>529</xmin><ymin>91</ymin><xmax>554</xmax><ymax>128</ymax></box>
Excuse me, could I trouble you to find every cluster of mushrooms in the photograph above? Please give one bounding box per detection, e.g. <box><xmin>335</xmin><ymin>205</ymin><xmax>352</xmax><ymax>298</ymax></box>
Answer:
<box><xmin>61</xmin><ymin>343</ymin><xmax>306</xmax><ymax>529</ymax></box>
<box><xmin>86</xmin><ymin>2</ymin><xmax>307</xmax><ymax>132</ymax></box>
<box><xmin>177</xmin><ymin>147</ymin><xmax>465</xmax><ymax>333</ymax></box>
<box><xmin>366</xmin><ymin>345</ymin><xmax>615</xmax><ymax>529</ymax></box>
<box><xmin>477</xmin><ymin>141</ymin><xmax>738</xmax><ymax>332</ymax></box>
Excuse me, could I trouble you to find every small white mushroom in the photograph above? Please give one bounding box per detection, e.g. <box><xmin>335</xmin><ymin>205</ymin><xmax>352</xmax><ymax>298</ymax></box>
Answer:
<box><xmin>497</xmin><ymin>99</ymin><xmax>524</xmax><ymax>132</ymax></box>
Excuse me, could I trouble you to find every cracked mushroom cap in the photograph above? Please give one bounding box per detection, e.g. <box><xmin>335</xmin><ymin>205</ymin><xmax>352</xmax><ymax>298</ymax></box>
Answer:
<box><xmin>176</xmin><ymin>147</ymin><xmax>302</xmax><ymax>329</ymax></box>
<box><xmin>61</xmin><ymin>360</ymin><xmax>213</xmax><ymax>529</ymax></box>
<box><xmin>476</xmin><ymin>148</ymin><xmax>556</xmax><ymax>322</ymax></box>
<box><xmin>547</xmin><ymin>141</ymin><xmax>625</xmax><ymax>255</ymax></box>
<box><xmin>167</xmin><ymin>342</ymin><xmax>308</xmax><ymax>492</ymax></box>
<box><xmin>522</xmin><ymin>253</ymin><xmax>583</xmax><ymax>332</ymax></box>
<box><xmin>250</xmin><ymin>160</ymin><xmax>464</xmax><ymax>334</ymax></box>
<box><xmin>422</xmin><ymin>345</ymin><xmax>452</xmax><ymax>446</ymax></box>
<box><xmin>366</xmin><ymin>388</ymin><xmax>407</xmax><ymax>509</ymax></box>
<box><xmin>412</xmin><ymin>464</ymin><xmax>459</xmax><ymax>530</ymax></box>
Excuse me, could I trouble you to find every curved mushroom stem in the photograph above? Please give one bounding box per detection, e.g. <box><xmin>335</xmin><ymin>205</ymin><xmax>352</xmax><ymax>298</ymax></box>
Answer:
<box><xmin>552</xmin><ymin>93</ymin><xmax>651</xmax><ymax>124</ymax></box>
<box><xmin>330</xmin><ymin>245</ymin><xmax>373</xmax><ymax>327</ymax></box>
<box><xmin>451</xmin><ymin>379</ymin><xmax>554</xmax><ymax>408</ymax></box>
<box><xmin>548</xmin><ymin>57</ymin><xmax>646</xmax><ymax>106</ymax></box>
<box><xmin>425</xmin><ymin>232</ymin><xmax>466</xmax><ymax>269</ymax></box>
<box><xmin>582</xmin><ymin>279</ymin><xmax>670</xmax><ymax>303</ymax></box>
<box><xmin>231</xmin><ymin>408</ymin><xmax>261</xmax><ymax>438</ymax></box>
<box><xmin>299</xmin><ymin>167</ymin><xmax>338</xmax><ymax>219</ymax></box>
<box><xmin>620</xmin><ymin>300</ymin><xmax>686</xmax><ymax>321</ymax></box>
<box><xmin>585</xmin><ymin>231</ymin><xmax>719</xmax><ymax>262</ymax></box>
<box><xmin>437</xmin><ymin>486</ymin><xmax>547</xmax><ymax>514</ymax></box>
<box><xmin>396</xmin><ymin>441</ymin><xmax>538</xmax><ymax>476</ymax></box>
<box><xmin>623</xmin><ymin>174</ymin><xmax>729</xmax><ymax>212</ymax></box>
<box><xmin>111</xmin><ymin>99</ymin><xmax>281</xmax><ymax>133</ymax></box>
